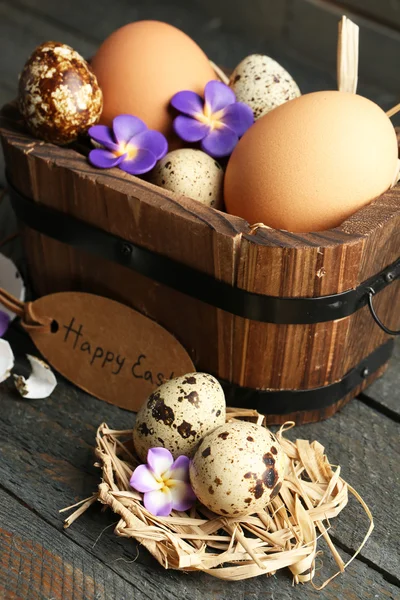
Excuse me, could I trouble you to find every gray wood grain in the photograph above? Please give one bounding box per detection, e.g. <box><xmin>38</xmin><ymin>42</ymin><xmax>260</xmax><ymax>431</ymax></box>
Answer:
<box><xmin>285</xmin><ymin>399</ymin><xmax>400</xmax><ymax>582</ymax></box>
<box><xmin>285</xmin><ymin>0</ymin><xmax>400</xmax><ymax>93</ymax></box>
<box><xmin>0</xmin><ymin>85</ymin><xmax>13</xmax><ymax>185</ymax></box>
<box><xmin>363</xmin><ymin>339</ymin><xmax>400</xmax><ymax>418</ymax></box>
<box><xmin>0</xmin><ymin>368</ymin><xmax>398</xmax><ymax>598</ymax></box>
<box><xmin>0</xmin><ymin>486</ymin><xmax>147</xmax><ymax>599</ymax></box>
<box><xmin>0</xmin><ymin>326</ymin><xmax>398</xmax><ymax>599</ymax></box>
<box><xmin>331</xmin><ymin>0</ymin><xmax>400</xmax><ymax>31</ymax></box>
<box><xmin>1</xmin><ymin>489</ymin><xmax>399</xmax><ymax>600</ymax></box>
<box><xmin>0</xmin><ymin>1</ymin><xmax>96</xmax><ymax>93</ymax></box>
<box><xmin>2</xmin><ymin>0</ymin><xmax>398</xmax><ymax>118</ymax></box>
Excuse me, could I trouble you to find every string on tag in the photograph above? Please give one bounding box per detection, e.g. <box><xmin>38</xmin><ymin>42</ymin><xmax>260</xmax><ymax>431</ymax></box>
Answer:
<box><xmin>0</xmin><ymin>287</ymin><xmax>52</xmax><ymax>334</ymax></box>
<box><xmin>337</xmin><ymin>16</ymin><xmax>359</xmax><ymax>94</ymax></box>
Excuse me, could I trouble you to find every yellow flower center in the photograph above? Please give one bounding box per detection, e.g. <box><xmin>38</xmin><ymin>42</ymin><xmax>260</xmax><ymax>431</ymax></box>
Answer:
<box><xmin>115</xmin><ymin>142</ymin><xmax>138</xmax><ymax>160</ymax></box>
<box><xmin>195</xmin><ymin>103</ymin><xmax>225</xmax><ymax>130</ymax></box>
<box><xmin>154</xmin><ymin>470</ymin><xmax>175</xmax><ymax>490</ymax></box>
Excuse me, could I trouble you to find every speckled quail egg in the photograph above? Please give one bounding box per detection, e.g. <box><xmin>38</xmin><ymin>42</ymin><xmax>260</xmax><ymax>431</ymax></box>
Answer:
<box><xmin>18</xmin><ymin>41</ymin><xmax>102</xmax><ymax>144</ymax></box>
<box><xmin>190</xmin><ymin>421</ymin><xmax>285</xmax><ymax>517</ymax></box>
<box><xmin>229</xmin><ymin>54</ymin><xmax>300</xmax><ymax>120</ymax></box>
<box><xmin>133</xmin><ymin>372</ymin><xmax>226</xmax><ymax>460</ymax></box>
<box><xmin>150</xmin><ymin>149</ymin><xmax>224</xmax><ymax>208</ymax></box>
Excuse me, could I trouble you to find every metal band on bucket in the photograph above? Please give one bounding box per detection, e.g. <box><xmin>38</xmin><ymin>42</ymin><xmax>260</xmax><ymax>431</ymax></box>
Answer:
<box><xmin>7</xmin><ymin>175</ymin><xmax>400</xmax><ymax>326</ymax></box>
<box><xmin>220</xmin><ymin>339</ymin><xmax>394</xmax><ymax>414</ymax></box>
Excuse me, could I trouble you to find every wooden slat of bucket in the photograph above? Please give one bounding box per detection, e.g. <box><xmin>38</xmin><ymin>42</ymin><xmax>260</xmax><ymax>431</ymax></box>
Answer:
<box><xmin>0</xmin><ymin>102</ymin><xmax>248</xmax><ymax>382</ymax></box>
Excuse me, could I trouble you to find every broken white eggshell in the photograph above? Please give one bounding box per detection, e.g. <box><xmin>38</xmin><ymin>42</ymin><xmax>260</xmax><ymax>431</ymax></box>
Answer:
<box><xmin>0</xmin><ymin>339</ymin><xmax>15</xmax><ymax>383</ymax></box>
<box><xmin>0</xmin><ymin>253</ymin><xmax>25</xmax><ymax>322</ymax></box>
<box><xmin>13</xmin><ymin>354</ymin><xmax>57</xmax><ymax>399</ymax></box>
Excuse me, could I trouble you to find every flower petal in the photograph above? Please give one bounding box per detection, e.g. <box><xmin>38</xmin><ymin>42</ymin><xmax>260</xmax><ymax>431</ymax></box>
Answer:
<box><xmin>144</xmin><ymin>488</ymin><xmax>172</xmax><ymax>516</ymax></box>
<box><xmin>0</xmin><ymin>339</ymin><xmax>14</xmax><ymax>383</ymax></box>
<box><xmin>113</xmin><ymin>115</ymin><xmax>147</xmax><ymax>145</ymax></box>
<box><xmin>201</xmin><ymin>126</ymin><xmax>238</xmax><ymax>158</ymax></box>
<box><xmin>119</xmin><ymin>148</ymin><xmax>157</xmax><ymax>175</ymax></box>
<box><xmin>131</xmin><ymin>130</ymin><xmax>168</xmax><ymax>160</ymax></box>
<box><xmin>89</xmin><ymin>149</ymin><xmax>126</xmax><ymax>169</ymax></box>
<box><xmin>147</xmin><ymin>447</ymin><xmax>174</xmax><ymax>477</ymax></box>
<box><xmin>88</xmin><ymin>125</ymin><xmax>119</xmax><ymax>152</ymax></box>
<box><xmin>0</xmin><ymin>254</ymin><xmax>25</xmax><ymax>323</ymax></box>
<box><xmin>222</xmin><ymin>102</ymin><xmax>254</xmax><ymax>137</ymax></box>
<box><xmin>169</xmin><ymin>455</ymin><xmax>191</xmax><ymax>482</ymax></box>
<box><xmin>0</xmin><ymin>311</ymin><xmax>10</xmax><ymax>337</ymax></box>
<box><xmin>171</xmin><ymin>91</ymin><xmax>204</xmax><ymax>117</ymax></box>
<box><xmin>169</xmin><ymin>481</ymin><xmax>197</xmax><ymax>512</ymax></box>
<box><xmin>130</xmin><ymin>464</ymin><xmax>162</xmax><ymax>493</ymax></box>
<box><xmin>173</xmin><ymin>115</ymin><xmax>209</xmax><ymax>142</ymax></box>
<box><xmin>204</xmin><ymin>80</ymin><xmax>236</xmax><ymax>113</ymax></box>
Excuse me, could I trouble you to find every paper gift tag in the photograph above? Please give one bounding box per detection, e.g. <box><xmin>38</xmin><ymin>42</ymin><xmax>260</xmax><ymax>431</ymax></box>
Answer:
<box><xmin>28</xmin><ymin>292</ymin><xmax>194</xmax><ymax>411</ymax></box>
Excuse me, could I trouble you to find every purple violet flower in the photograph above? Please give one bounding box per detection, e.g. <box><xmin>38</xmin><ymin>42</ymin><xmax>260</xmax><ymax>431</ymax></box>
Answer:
<box><xmin>171</xmin><ymin>80</ymin><xmax>254</xmax><ymax>158</ymax></box>
<box><xmin>0</xmin><ymin>311</ymin><xmax>10</xmax><ymax>337</ymax></box>
<box><xmin>130</xmin><ymin>447</ymin><xmax>196</xmax><ymax>517</ymax></box>
<box><xmin>88</xmin><ymin>115</ymin><xmax>168</xmax><ymax>175</ymax></box>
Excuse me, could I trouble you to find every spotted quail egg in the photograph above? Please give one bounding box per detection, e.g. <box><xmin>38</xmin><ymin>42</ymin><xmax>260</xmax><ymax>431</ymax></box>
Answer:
<box><xmin>190</xmin><ymin>421</ymin><xmax>285</xmax><ymax>517</ymax></box>
<box><xmin>230</xmin><ymin>54</ymin><xmax>300</xmax><ymax>120</ymax></box>
<box><xmin>133</xmin><ymin>372</ymin><xmax>226</xmax><ymax>460</ymax></box>
<box><xmin>18</xmin><ymin>41</ymin><xmax>102</xmax><ymax>144</ymax></box>
<box><xmin>150</xmin><ymin>149</ymin><xmax>224</xmax><ymax>208</ymax></box>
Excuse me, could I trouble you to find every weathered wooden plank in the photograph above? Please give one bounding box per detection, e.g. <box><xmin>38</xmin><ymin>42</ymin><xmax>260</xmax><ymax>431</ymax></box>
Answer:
<box><xmin>10</xmin><ymin>0</ymin><xmax>399</xmax><ymax>113</ymax></box>
<box><xmin>0</xmin><ymin>84</ymin><xmax>13</xmax><ymax>113</ymax></box>
<box><xmin>363</xmin><ymin>338</ymin><xmax>400</xmax><ymax>418</ymax></box>
<box><xmin>0</xmin><ymin>487</ymin><xmax>142</xmax><ymax>599</ymax></box>
<box><xmin>286</xmin><ymin>399</ymin><xmax>400</xmax><ymax>582</ymax></box>
<box><xmin>0</xmin><ymin>1</ymin><xmax>96</xmax><ymax>91</ymax></box>
<box><xmin>0</xmin><ymin>349</ymin><xmax>398</xmax><ymax>599</ymax></box>
<box><xmin>198</xmin><ymin>0</ymin><xmax>400</xmax><ymax>95</ymax></box>
<box><xmin>285</xmin><ymin>0</ymin><xmax>400</xmax><ymax>93</ymax></box>
<box><xmin>0</xmin><ymin>0</ymin><xmax>253</xmax><ymax>73</ymax></box>
<box><xmin>331</xmin><ymin>0</ymin><xmax>400</xmax><ymax>31</ymax></box>
<box><xmin>0</xmin><ymin>85</ymin><xmax>13</xmax><ymax>186</ymax></box>
<box><xmin>170</xmin><ymin>0</ymin><xmax>288</xmax><ymax>43</ymax></box>
<box><xmin>0</xmin><ymin>326</ymin><xmax>399</xmax><ymax>591</ymax></box>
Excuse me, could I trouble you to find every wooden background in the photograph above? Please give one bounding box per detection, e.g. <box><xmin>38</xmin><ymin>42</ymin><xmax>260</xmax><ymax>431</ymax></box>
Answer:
<box><xmin>0</xmin><ymin>0</ymin><xmax>399</xmax><ymax>598</ymax></box>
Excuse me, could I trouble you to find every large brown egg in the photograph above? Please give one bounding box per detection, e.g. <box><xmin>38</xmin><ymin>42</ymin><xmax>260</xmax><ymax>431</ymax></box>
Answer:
<box><xmin>91</xmin><ymin>21</ymin><xmax>216</xmax><ymax>138</ymax></box>
<box><xmin>224</xmin><ymin>91</ymin><xmax>399</xmax><ymax>232</ymax></box>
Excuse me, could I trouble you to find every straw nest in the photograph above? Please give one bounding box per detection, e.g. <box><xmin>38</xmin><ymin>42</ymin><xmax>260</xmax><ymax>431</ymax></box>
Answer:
<box><xmin>63</xmin><ymin>408</ymin><xmax>372</xmax><ymax>587</ymax></box>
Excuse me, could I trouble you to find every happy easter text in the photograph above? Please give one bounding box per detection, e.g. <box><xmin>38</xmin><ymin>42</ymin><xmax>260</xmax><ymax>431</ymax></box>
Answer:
<box><xmin>62</xmin><ymin>317</ymin><xmax>174</xmax><ymax>385</ymax></box>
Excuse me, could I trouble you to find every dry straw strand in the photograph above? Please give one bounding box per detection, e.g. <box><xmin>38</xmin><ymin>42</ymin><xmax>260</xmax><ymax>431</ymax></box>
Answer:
<box><xmin>62</xmin><ymin>410</ymin><xmax>373</xmax><ymax>585</ymax></box>
<box><xmin>337</xmin><ymin>15</ymin><xmax>359</xmax><ymax>93</ymax></box>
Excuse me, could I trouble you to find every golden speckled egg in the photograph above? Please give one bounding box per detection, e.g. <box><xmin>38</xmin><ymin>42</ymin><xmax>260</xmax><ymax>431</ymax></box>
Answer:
<box><xmin>91</xmin><ymin>21</ymin><xmax>217</xmax><ymax>139</ymax></box>
<box><xmin>133</xmin><ymin>373</ymin><xmax>226</xmax><ymax>461</ymax></box>
<box><xmin>225</xmin><ymin>91</ymin><xmax>399</xmax><ymax>232</ymax></box>
<box><xmin>189</xmin><ymin>421</ymin><xmax>285</xmax><ymax>517</ymax></box>
<box><xmin>18</xmin><ymin>42</ymin><xmax>102</xmax><ymax>144</ymax></box>
<box><xmin>150</xmin><ymin>149</ymin><xmax>224</xmax><ymax>208</ymax></box>
<box><xmin>230</xmin><ymin>54</ymin><xmax>300</xmax><ymax>120</ymax></box>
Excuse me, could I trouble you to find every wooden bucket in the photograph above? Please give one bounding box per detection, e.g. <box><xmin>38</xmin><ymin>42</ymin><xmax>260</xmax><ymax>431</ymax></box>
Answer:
<box><xmin>1</xmin><ymin>102</ymin><xmax>399</xmax><ymax>424</ymax></box>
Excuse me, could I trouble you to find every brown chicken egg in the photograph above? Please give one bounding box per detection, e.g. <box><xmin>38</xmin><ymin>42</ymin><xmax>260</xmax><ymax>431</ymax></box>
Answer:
<box><xmin>18</xmin><ymin>42</ymin><xmax>102</xmax><ymax>144</ymax></box>
<box><xmin>91</xmin><ymin>21</ymin><xmax>217</xmax><ymax>139</ymax></box>
<box><xmin>224</xmin><ymin>91</ymin><xmax>399</xmax><ymax>232</ymax></box>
